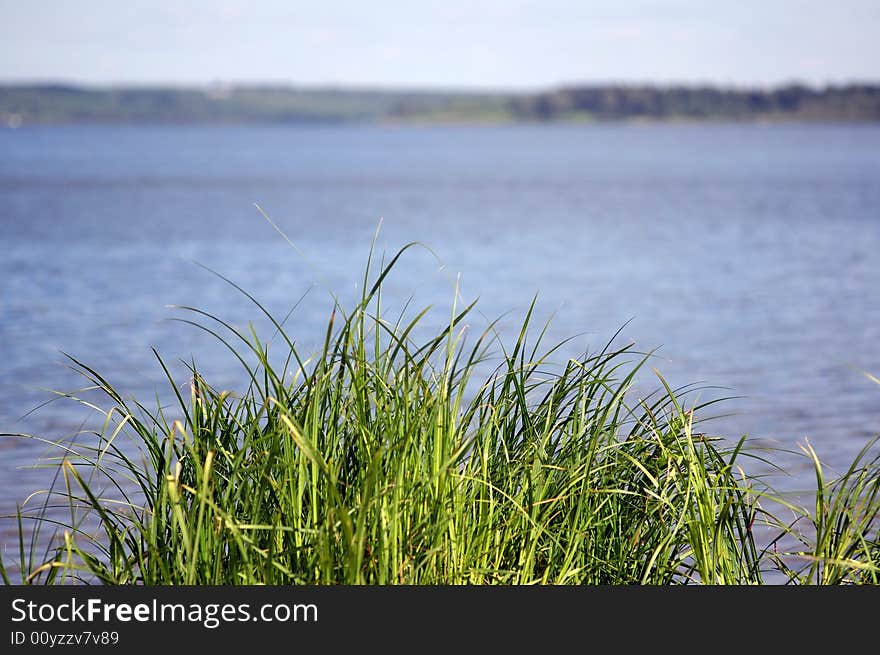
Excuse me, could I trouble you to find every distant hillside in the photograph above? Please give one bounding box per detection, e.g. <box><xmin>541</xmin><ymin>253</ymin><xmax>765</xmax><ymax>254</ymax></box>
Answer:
<box><xmin>2</xmin><ymin>83</ymin><xmax>879</xmax><ymax>126</ymax></box>
<box><xmin>0</xmin><ymin>84</ymin><xmax>513</xmax><ymax>126</ymax></box>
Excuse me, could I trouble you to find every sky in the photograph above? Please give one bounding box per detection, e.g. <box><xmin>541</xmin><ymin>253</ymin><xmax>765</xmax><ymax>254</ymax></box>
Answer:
<box><xmin>1</xmin><ymin>1</ymin><xmax>878</xmax><ymax>89</ymax></box>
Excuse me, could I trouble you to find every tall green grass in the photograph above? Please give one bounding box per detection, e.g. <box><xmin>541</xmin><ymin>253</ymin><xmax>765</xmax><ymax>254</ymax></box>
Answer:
<box><xmin>2</xmin><ymin>241</ymin><xmax>878</xmax><ymax>585</ymax></box>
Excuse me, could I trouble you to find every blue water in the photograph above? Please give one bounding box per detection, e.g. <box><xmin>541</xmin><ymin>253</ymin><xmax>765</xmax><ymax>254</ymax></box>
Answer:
<box><xmin>2</xmin><ymin>123</ymin><xmax>880</xmax><ymax>557</ymax></box>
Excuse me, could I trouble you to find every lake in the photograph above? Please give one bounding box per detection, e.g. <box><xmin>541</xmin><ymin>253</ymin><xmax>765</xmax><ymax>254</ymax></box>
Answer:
<box><xmin>2</xmin><ymin>122</ymin><xmax>879</xmax><ymax>557</ymax></box>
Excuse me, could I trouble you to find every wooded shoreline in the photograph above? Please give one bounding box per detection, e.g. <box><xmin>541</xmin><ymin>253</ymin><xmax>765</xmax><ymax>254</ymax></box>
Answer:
<box><xmin>3</xmin><ymin>82</ymin><xmax>879</xmax><ymax>125</ymax></box>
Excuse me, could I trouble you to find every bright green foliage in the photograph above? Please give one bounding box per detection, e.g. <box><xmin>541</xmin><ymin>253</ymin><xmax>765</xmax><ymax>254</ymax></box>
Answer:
<box><xmin>2</xmin><ymin>243</ymin><xmax>877</xmax><ymax>585</ymax></box>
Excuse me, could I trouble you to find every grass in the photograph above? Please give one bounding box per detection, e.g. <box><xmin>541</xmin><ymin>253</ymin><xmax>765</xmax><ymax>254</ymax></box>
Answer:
<box><xmin>1</xmin><ymin>239</ymin><xmax>878</xmax><ymax>585</ymax></box>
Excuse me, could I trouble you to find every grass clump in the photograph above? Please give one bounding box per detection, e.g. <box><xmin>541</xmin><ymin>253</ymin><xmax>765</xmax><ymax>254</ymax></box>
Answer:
<box><xmin>2</xmin><ymin>241</ymin><xmax>878</xmax><ymax>585</ymax></box>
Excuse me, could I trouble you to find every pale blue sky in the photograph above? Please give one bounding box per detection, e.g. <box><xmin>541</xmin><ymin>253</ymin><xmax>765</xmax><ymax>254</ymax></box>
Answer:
<box><xmin>2</xmin><ymin>1</ymin><xmax>877</xmax><ymax>89</ymax></box>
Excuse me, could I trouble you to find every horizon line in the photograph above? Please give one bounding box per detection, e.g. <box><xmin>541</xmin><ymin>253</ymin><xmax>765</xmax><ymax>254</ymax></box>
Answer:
<box><xmin>3</xmin><ymin>78</ymin><xmax>880</xmax><ymax>95</ymax></box>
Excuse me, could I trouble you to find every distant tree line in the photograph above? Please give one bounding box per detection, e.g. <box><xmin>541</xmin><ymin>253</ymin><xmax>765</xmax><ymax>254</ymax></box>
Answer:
<box><xmin>508</xmin><ymin>84</ymin><xmax>880</xmax><ymax>121</ymax></box>
<box><xmin>2</xmin><ymin>82</ymin><xmax>879</xmax><ymax>125</ymax></box>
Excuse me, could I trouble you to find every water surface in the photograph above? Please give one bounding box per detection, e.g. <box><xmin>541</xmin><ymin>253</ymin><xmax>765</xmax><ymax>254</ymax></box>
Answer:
<box><xmin>2</xmin><ymin>123</ymin><xmax>879</xmax><ymax>557</ymax></box>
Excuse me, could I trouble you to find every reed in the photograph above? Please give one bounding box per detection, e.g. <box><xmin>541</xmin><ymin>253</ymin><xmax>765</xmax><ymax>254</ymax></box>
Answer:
<box><xmin>2</xmin><ymin>240</ymin><xmax>877</xmax><ymax>585</ymax></box>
